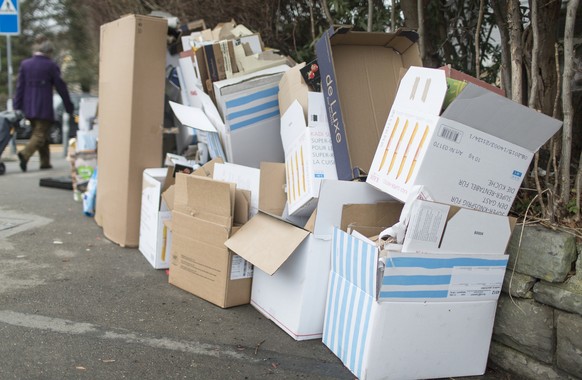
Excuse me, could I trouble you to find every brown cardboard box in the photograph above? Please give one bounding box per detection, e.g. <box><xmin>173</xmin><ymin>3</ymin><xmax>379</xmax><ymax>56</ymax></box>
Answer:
<box><xmin>95</xmin><ymin>14</ymin><xmax>167</xmax><ymax>247</ymax></box>
<box><xmin>168</xmin><ymin>173</ymin><xmax>252</xmax><ymax>308</ymax></box>
<box><xmin>315</xmin><ymin>26</ymin><xmax>421</xmax><ymax>180</ymax></box>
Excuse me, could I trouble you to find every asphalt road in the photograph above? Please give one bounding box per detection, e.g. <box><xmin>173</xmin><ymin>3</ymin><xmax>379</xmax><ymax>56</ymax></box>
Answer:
<box><xmin>0</xmin><ymin>147</ymin><xmax>511</xmax><ymax>380</ymax></box>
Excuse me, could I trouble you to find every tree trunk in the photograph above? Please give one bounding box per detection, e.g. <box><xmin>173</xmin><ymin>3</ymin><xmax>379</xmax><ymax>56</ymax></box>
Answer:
<box><xmin>320</xmin><ymin>0</ymin><xmax>333</xmax><ymax>27</ymax></box>
<box><xmin>367</xmin><ymin>0</ymin><xmax>373</xmax><ymax>32</ymax></box>
<box><xmin>391</xmin><ymin>0</ymin><xmax>397</xmax><ymax>31</ymax></box>
<box><xmin>475</xmin><ymin>0</ymin><xmax>485</xmax><ymax>79</ymax></box>
<box><xmin>561</xmin><ymin>0</ymin><xmax>580</xmax><ymax>204</ymax></box>
<box><xmin>400</xmin><ymin>0</ymin><xmax>419</xmax><ymax>29</ymax></box>
<box><xmin>417</xmin><ymin>0</ymin><xmax>425</xmax><ymax>63</ymax></box>
<box><xmin>508</xmin><ymin>0</ymin><xmax>524</xmax><ymax>104</ymax></box>
<box><xmin>491</xmin><ymin>0</ymin><xmax>512</xmax><ymax>97</ymax></box>
<box><xmin>527</xmin><ymin>0</ymin><xmax>561</xmax><ymax>116</ymax></box>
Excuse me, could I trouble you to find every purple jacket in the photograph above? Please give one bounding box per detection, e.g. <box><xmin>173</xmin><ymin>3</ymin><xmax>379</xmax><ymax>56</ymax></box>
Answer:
<box><xmin>13</xmin><ymin>54</ymin><xmax>74</xmax><ymax>121</ymax></box>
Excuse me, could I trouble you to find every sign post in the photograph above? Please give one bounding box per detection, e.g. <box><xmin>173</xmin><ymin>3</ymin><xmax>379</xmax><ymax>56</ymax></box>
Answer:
<box><xmin>0</xmin><ymin>0</ymin><xmax>20</xmax><ymax>154</ymax></box>
<box><xmin>0</xmin><ymin>0</ymin><xmax>20</xmax><ymax>109</ymax></box>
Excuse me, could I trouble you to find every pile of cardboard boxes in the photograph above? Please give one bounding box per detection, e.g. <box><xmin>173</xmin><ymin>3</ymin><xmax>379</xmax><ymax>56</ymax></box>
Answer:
<box><xmin>95</xmin><ymin>15</ymin><xmax>563</xmax><ymax>380</ymax></box>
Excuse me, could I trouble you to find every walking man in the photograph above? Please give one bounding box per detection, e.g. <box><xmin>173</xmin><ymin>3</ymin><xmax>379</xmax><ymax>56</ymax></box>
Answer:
<box><xmin>13</xmin><ymin>34</ymin><xmax>74</xmax><ymax>171</ymax></box>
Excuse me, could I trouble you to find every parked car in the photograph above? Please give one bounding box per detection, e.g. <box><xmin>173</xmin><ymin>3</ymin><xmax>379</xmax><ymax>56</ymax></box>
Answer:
<box><xmin>16</xmin><ymin>93</ymin><xmax>94</xmax><ymax>143</ymax></box>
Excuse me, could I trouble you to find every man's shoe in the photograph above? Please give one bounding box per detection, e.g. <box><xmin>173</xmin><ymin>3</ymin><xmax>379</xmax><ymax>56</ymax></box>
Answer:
<box><xmin>0</xmin><ymin>162</ymin><xmax>5</xmax><ymax>175</ymax></box>
<box><xmin>40</xmin><ymin>164</ymin><xmax>53</xmax><ymax>170</ymax></box>
<box><xmin>17</xmin><ymin>152</ymin><xmax>27</xmax><ymax>172</ymax></box>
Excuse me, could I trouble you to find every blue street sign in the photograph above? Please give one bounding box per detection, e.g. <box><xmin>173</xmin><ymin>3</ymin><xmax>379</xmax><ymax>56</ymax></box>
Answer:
<box><xmin>0</xmin><ymin>0</ymin><xmax>20</xmax><ymax>35</ymax></box>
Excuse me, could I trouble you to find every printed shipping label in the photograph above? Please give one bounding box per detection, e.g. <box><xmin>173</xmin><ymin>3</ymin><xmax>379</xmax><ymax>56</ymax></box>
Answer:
<box><xmin>230</xmin><ymin>254</ymin><xmax>253</xmax><ymax>279</ymax></box>
<box><xmin>448</xmin><ymin>266</ymin><xmax>504</xmax><ymax>298</ymax></box>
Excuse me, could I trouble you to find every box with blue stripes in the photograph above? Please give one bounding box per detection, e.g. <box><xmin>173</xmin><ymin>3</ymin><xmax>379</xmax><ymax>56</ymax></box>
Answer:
<box><xmin>322</xmin><ymin>201</ymin><xmax>515</xmax><ymax>379</ymax></box>
<box><xmin>213</xmin><ymin>65</ymin><xmax>290</xmax><ymax>168</ymax></box>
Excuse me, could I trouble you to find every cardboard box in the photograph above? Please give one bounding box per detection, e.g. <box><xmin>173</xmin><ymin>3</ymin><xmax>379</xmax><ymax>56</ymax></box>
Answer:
<box><xmin>213</xmin><ymin>65</ymin><xmax>289</xmax><ymax>168</ymax></box>
<box><xmin>138</xmin><ymin>168</ymin><xmax>172</xmax><ymax>269</ymax></box>
<box><xmin>315</xmin><ymin>26</ymin><xmax>421</xmax><ymax>180</ymax></box>
<box><xmin>224</xmin><ymin>163</ymin><xmax>393</xmax><ymax>340</ymax></box>
<box><xmin>401</xmin><ymin>199</ymin><xmax>516</xmax><ymax>256</ymax></box>
<box><xmin>95</xmin><ymin>14</ymin><xmax>167</xmax><ymax>247</ymax></box>
<box><xmin>168</xmin><ymin>172</ymin><xmax>252</xmax><ymax>308</ymax></box>
<box><xmin>280</xmin><ymin>93</ymin><xmax>337</xmax><ymax>216</ymax></box>
<box><xmin>202</xmin><ymin>40</ymin><xmax>239</xmax><ymax>82</ymax></box>
<box><xmin>323</xmin><ymin>202</ymin><xmax>515</xmax><ymax>379</ymax></box>
<box><xmin>367</xmin><ymin>66</ymin><xmax>563</xmax><ymax>215</ymax></box>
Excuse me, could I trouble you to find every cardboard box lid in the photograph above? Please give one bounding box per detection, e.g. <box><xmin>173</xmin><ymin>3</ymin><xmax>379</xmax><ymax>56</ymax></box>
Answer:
<box><xmin>192</xmin><ymin>157</ymin><xmax>225</xmax><ymax>177</ymax></box>
<box><xmin>224</xmin><ymin>212</ymin><xmax>310</xmax><ymax>275</ymax></box>
<box><xmin>258</xmin><ymin>162</ymin><xmax>287</xmax><ymax>216</ymax></box>
<box><xmin>311</xmin><ymin>180</ymin><xmax>396</xmax><ymax>239</ymax></box>
<box><xmin>173</xmin><ymin>173</ymin><xmax>235</xmax><ymax>226</ymax></box>
<box><xmin>280</xmin><ymin>100</ymin><xmax>307</xmax><ymax>155</ymax></box>
<box><xmin>442</xmin><ymin>83</ymin><xmax>563</xmax><ymax>152</ymax></box>
<box><xmin>394</xmin><ymin>66</ymin><xmax>562</xmax><ymax>153</ymax></box>
<box><xmin>162</xmin><ymin>185</ymin><xmax>175</xmax><ymax>211</ymax></box>
<box><xmin>278</xmin><ymin>62</ymin><xmax>308</xmax><ymax>117</ymax></box>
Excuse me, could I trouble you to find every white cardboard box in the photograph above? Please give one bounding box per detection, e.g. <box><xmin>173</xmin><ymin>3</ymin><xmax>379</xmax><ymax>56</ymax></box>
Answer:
<box><xmin>402</xmin><ymin>199</ymin><xmax>516</xmax><ymax>255</ymax></box>
<box><xmin>225</xmin><ymin>164</ymin><xmax>393</xmax><ymax>340</ymax></box>
<box><xmin>323</xmin><ymin>225</ymin><xmax>509</xmax><ymax>379</ymax></box>
<box><xmin>138</xmin><ymin>168</ymin><xmax>172</xmax><ymax>269</ymax></box>
<box><xmin>213</xmin><ymin>65</ymin><xmax>290</xmax><ymax>168</ymax></box>
<box><xmin>367</xmin><ymin>66</ymin><xmax>562</xmax><ymax>215</ymax></box>
<box><xmin>280</xmin><ymin>93</ymin><xmax>337</xmax><ymax>216</ymax></box>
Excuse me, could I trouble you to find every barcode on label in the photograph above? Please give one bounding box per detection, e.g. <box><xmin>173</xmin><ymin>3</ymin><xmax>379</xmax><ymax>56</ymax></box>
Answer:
<box><xmin>439</xmin><ymin>126</ymin><xmax>462</xmax><ymax>143</ymax></box>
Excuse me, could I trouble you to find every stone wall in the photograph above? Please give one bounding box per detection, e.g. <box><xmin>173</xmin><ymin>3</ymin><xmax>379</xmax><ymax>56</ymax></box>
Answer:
<box><xmin>489</xmin><ymin>225</ymin><xmax>582</xmax><ymax>379</ymax></box>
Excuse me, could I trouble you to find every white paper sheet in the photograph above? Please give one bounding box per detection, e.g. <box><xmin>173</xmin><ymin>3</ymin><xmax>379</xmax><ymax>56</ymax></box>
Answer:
<box><xmin>169</xmin><ymin>101</ymin><xmax>217</xmax><ymax>133</ymax></box>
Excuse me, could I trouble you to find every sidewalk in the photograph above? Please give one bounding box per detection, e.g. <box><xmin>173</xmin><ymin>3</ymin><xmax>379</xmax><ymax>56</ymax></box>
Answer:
<box><xmin>0</xmin><ymin>148</ymin><xmax>511</xmax><ymax>379</ymax></box>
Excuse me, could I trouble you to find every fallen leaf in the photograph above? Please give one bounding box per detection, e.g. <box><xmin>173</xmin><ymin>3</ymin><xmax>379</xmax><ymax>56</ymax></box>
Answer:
<box><xmin>76</xmin><ymin>366</ymin><xmax>86</xmax><ymax>370</ymax></box>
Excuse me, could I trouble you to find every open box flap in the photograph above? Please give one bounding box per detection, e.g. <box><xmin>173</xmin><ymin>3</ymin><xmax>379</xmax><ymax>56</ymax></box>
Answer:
<box><xmin>280</xmin><ymin>100</ymin><xmax>307</xmax><ymax>154</ymax></box>
<box><xmin>258</xmin><ymin>162</ymin><xmax>287</xmax><ymax>216</ymax></box>
<box><xmin>402</xmin><ymin>199</ymin><xmax>515</xmax><ymax>255</ymax></box>
<box><xmin>192</xmin><ymin>157</ymin><xmax>225</xmax><ymax>178</ymax></box>
<box><xmin>340</xmin><ymin>202</ymin><xmax>403</xmax><ymax>234</ymax></box>
<box><xmin>224</xmin><ymin>212</ymin><xmax>310</xmax><ymax>275</ymax></box>
<box><xmin>161</xmin><ymin>184</ymin><xmax>176</xmax><ymax>211</ymax></box>
<box><xmin>443</xmin><ymin>83</ymin><xmax>562</xmax><ymax>152</ymax></box>
<box><xmin>312</xmin><ymin>180</ymin><xmax>397</xmax><ymax>239</ymax></box>
<box><xmin>392</xmin><ymin>66</ymin><xmax>447</xmax><ymax>116</ymax></box>
<box><xmin>173</xmin><ymin>173</ymin><xmax>235</xmax><ymax>226</ymax></box>
<box><xmin>278</xmin><ymin>62</ymin><xmax>308</xmax><ymax>117</ymax></box>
